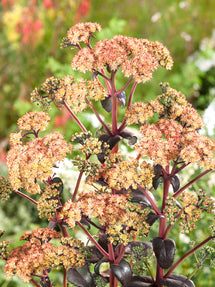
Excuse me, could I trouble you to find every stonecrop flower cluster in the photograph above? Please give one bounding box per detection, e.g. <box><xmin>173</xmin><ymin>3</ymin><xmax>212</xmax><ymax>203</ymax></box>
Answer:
<box><xmin>7</xmin><ymin>111</ymin><xmax>72</xmax><ymax>194</ymax></box>
<box><xmin>4</xmin><ymin>228</ymin><xmax>84</xmax><ymax>283</ymax></box>
<box><xmin>127</xmin><ymin>83</ymin><xmax>215</xmax><ymax>168</ymax></box>
<box><xmin>1</xmin><ymin>22</ymin><xmax>214</xmax><ymax>287</ymax></box>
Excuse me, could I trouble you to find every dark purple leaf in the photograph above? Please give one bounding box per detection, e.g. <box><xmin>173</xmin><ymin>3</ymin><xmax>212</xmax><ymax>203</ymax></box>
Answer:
<box><xmin>130</xmin><ymin>188</ymin><xmax>151</xmax><ymax>207</ymax></box>
<box><xmin>98</xmin><ymin>233</ymin><xmax>109</xmax><ymax>252</ymax></box>
<box><xmin>110</xmin><ymin>259</ymin><xmax>132</xmax><ymax>286</ymax></box>
<box><xmin>48</xmin><ymin>219</ymin><xmax>57</xmax><ymax>230</ymax></box>
<box><xmin>169</xmin><ymin>175</ymin><xmax>180</xmax><ymax>193</ymax></box>
<box><xmin>152</xmin><ymin>237</ymin><xmax>176</xmax><ymax>269</ymax></box>
<box><xmin>124</xmin><ymin>276</ymin><xmax>153</xmax><ymax>287</ymax></box>
<box><xmin>107</xmin><ymin>135</ymin><xmax>121</xmax><ymax>149</ymax></box>
<box><xmin>160</xmin><ymin>274</ymin><xmax>195</xmax><ymax>287</ymax></box>
<box><xmin>117</xmin><ymin>91</ymin><xmax>126</xmax><ymax>108</ymax></box>
<box><xmin>146</xmin><ymin>212</ymin><xmax>162</xmax><ymax>226</ymax></box>
<box><xmin>152</xmin><ymin>176</ymin><xmax>162</xmax><ymax>190</ymax></box>
<box><xmin>80</xmin><ymin>216</ymin><xmax>91</xmax><ymax>230</ymax></box>
<box><xmin>67</xmin><ymin>266</ymin><xmax>95</xmax><ymax>287</ymax></box>
<box><xmin>120</xmin><ymin>130</ymin><xmax>135</xmax><ymax>139</ymax></box>
<box><xmin>128</xmin><ymin>136</ymin><xmax>137</xmax><ymax>145</ymax></box>
<box><xmin>101</xmin><ymin>96</ymin><xmax>112</xmax><ymax>112</ymax></box>
<box><xmin>120</xmin><ymin>130</ymin><xmax>137</xmax><ymax>145</ymax></box>
<box><xmin>153</xmin><ymin>164</ymin><xmax>163</xmax><ymax>177</ymax></box>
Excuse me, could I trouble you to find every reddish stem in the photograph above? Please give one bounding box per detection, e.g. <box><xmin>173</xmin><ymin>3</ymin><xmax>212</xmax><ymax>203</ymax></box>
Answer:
<box><xmin>116</xmin><ymin>77</ymin><xmax>134</xmax><ymax>96</ymax></box>
<box><xmin>63</xmin><ymin>268</ymin><xmax>67</xmax><ymax>287</ymax></box>
<box><xmin>111</xmin><ymin>72</ymin><xmax>118</xmax><ymax>134</ymax></box>
<box><xmin>110</xmin><ymin>272</ymin><xmax>118</xmax><ymax>287</ymax></box>
<box><xmin>173</xmin><ymin>169</ymin><xmax>212</xmax><ymax>199</ymax></box>
<box><xmin>30</xmin><ymin>278</ymin><xmax>40</xmax><ymax>287</ymax></box>
<box><xmin>164</xmin><ymin>236</ymin><xmax>214</xmax><ymax>278</ymax></box>
<box><xmin>86</xmin><ymin>97</ymin><xmax>113</xmax><ymax>136</ymax></box>
<box><xmin>118</xmin><ymin>81</ymin><xmax>137</xmax><ymax>133</ymax></box>
<box><xmin>72</xmin><ymin>171</ymin><xmax>83</xmax><ymax>202</ymax></box>
<box><xmin>15</xmin><ymin>190</ymin><xmax>38</xmax><ymax>206</ymax></box>
<box><xmin>115</xmin><ymin>244</ymin><xmax>125</xmax><ymax>264</ymax></box>
<box><xmin>76</xmin><ymin>221</ymin><xmax>109</xmax><ymax>258</ymax></box>
<box><xmin>108</xmin><ymin>243</ymin><xmax>115</xmax><ymax>262</ymax></box>
<box><xmin>63</xmin><ymin>101</ymin><xmax>87</xmax><ymax>132</ymax></box>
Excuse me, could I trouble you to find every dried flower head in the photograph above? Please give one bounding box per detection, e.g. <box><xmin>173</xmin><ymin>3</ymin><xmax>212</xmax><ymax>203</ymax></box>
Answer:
<box><xmin>66</xmin><ymin>22</ymin><xmax>102</xmax><ymax>46</ymax></box>
<box><xmin>18</xmin><ymin>112</ymin><xmax>51</xmax><ymax>132</ymax></box>
<box><xmin>71</xmin><ymin>32</ymin><xmax>173</xmax><ymax>83</ymax></box>
<box><xmin>7</xmin><ymin>132</ymin><xmax>72</xmax><ymax>194</ymax></box>
<box><xmin>61</xmin><ymin>192</ymin><xmax>150</xmax><ymax>245</ymax></box>
<box><xmin>5</xmin><ymin>228</ymin><xmax>84</xmax><ymax>283</ymax></box>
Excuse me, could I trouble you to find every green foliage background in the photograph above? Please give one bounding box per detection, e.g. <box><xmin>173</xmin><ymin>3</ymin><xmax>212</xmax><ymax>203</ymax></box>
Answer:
<box><xmin>0</xmin><ymin>0</ymin><xmax>215</xmax><ymax>286</ymax></box>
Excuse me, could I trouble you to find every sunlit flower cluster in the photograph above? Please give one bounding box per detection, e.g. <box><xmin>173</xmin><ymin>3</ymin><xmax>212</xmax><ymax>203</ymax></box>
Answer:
<box><xmin>66</xmin><ymin>22</ymin><xmax>102</xmax><ymax>46</ymax></box>
<box><xmin>165</xmin><ymin>190</ymin><xmax>214</xmax><ymax>233</ymax></box>
<box><xmin>17</xmin><ymin>111</ymin><xmax>51</xmax><ymax>132</ymax></box>
<box><xmin>7</xmin><ymin>131</ymin><xmax>72</xmax><ymax>194</ymax></box>
<box><xmin>125</xmin><ymin>100</ymin><xmax>164</xmax><ymax>125</ymax></box>
<box><xmin>179</xmin><ymin>190</ymin><xmax>214</xmax><ymax>233</ymax></box>
<box><xmin>103</xmin><ymin>158</ymin><xmax>153</xmax><ymax>190</ymax></box>
<box><xmin>31</xmin><ymin>75</ymin><xmax>106</xmax><ymax>113</ymax></box>
<box><xmin>130</xmin><ymin>84</ymin><xmax>214</xmax><ymax>168</ymax></box>
<box><xmin>20</xmin><ymin>228</ymin><xmax>61</xmax><ymax>242</ymax></box>
<box><xmin>71</xmin><ymin>31</ymin><xmax>173</xmax><ymax>83</ymax></box>
<box><xmin>5</xmin><ymin>228</ymin><xmax>84</xmax><ymax>282</ymax></box>
<box><xmin>60</xmin><ymin>192</ymin><xmax>150</xmax><ymax>245</ymax></box>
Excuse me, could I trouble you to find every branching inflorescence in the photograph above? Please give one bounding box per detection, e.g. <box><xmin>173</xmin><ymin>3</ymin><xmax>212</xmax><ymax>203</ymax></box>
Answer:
<box><xmin>0</xmin><ymin>22</ymin><xmax>214</xmax><ymax>287</ymax></box>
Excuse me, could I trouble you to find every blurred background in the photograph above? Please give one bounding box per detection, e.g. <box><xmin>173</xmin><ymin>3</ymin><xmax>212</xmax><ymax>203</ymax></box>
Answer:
<box><xmin>0</xmin><ymin>0</ymin><xmax>215</xmax><ymax>286</ymax></box>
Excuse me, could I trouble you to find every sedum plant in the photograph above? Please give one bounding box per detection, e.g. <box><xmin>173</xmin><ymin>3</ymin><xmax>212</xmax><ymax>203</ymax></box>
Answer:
<box><xmin>0</xmin><ymin>22</ymin><xmax>215</xmax><ymax>287</ymax></box>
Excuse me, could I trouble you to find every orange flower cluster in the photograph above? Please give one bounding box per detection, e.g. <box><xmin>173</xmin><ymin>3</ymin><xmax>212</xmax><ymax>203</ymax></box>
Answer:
<box><xmin>71</xmin><ymin>34</ymin><xmax>173</xmax><ymax>83</ymax></box>
<box><xmin>60</xmin><ymin>192</ymin><xmax>150</xmax><ymax>245</ymax></box>
<box><xmin>130</xmin><ymin>84</ymin><xmax>215</xmax><ymax>168</ymax></box>
<box><xmin>17</xmin><ymin>111</ymin><xmax>51</xmax><ymax>132</ymax></box>
<box><xmin>103</xmin><ymin>158</ymin><xmax>153</xmax><ymax>190</ymax></box>
<box><xmin>7</xmin><ymin>112</ymin><xmax>72</xmax><ymax>194</ymax></box>
<box><xmin>5</xmin><ymin>228</ymin><xmax>84</xmax><ymax>282</ymax></box>
<box><xmin>31</xmin><ymin>75</ymin><xmax>106</xmax><ymax>113</ymax></box>
<box><xmin>165</xmin><ymin>190</ymin><xmax>214</xmax><ymax>233</ymax></box>
<box><xmin>66</xmin><ymin>22</ymin><xmax>102</xmax><ymax>46</ymax></box>
<box><xmin>179</xmin><ymin>190</ymin><xmax>214</xmax><ymax>233</ymax></box>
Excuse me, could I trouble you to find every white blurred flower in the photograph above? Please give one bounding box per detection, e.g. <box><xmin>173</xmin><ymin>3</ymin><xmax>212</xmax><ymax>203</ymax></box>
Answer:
<box><xmin>181</xmin><ymin>32</ymin><xmax>192</xmax><ymax>42</ymax></box>
<box><xmin>179</xmin><ymin>233</ymin><xmax>190</xmax><ymax>243</ymax></box>
<box><xmin>203</xmin><ymin>99</ymin><xmax>215</xmax><ymax>136</ymax></box>
<box><xmin>179</xmin><ymin>1</ymin><xmax>189</xmax><ymax>9</ymax></box>
<box><xmin>151</xmin><ymin>12</ymin><xmax>161</xmax><ymax>23</ymax></box>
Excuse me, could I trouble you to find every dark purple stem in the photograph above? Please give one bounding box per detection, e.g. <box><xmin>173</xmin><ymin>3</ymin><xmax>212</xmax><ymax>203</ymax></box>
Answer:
<box><xmin>86</xmin><ymin>97</ymin><xmax>113</xmax><ymax>136</ymax></box>
<box><xmin>164</xmin><ymin>236</ymin><xmax>214</xmax><ymax>278</ymax></box>
<box><xmin>30</xmin><ymin>278</ymin><xmax>40</xmax><ymax>287</ymax></box>
<box><xmin>118</xmin><ymin>81</ymin><xmax>137</xmax><ymax>133</ymax></box>
<box><xmin>173</xmin><ymin>169</ymin><xmax>212</xmax><ymax>199</ymax></box>
<box><xmin>116</xmin><ymin>77</ymin><xmax>134</xmax><ymax>96</ymax></box>
<box><xmin>76</xmin><ymin>221</ymin><xmax>109</xmax><ymax>259</ymax></box>
<box><xmin>72</xmin><ymin>172</ymin><xmax>84</xmax><ymax>202</ymax></box>
<box><xmin>15</xmin><ymin>190</ymin><xmax>38</xmax><ymax>206</ymax></box>
<box><xmin>63</xmin><ymin>101</ymin><xmax>87</xmax><ymax>132</ymax></box>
